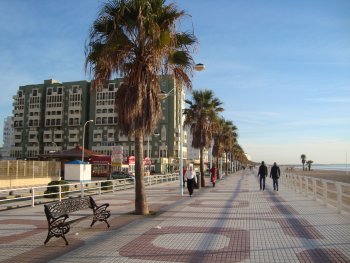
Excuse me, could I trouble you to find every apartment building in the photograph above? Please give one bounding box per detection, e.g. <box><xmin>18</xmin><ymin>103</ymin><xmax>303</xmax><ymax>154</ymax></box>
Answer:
<box><xmin>1</xmin><ymin>116</ymin><xmax>14</xmax><ymax>159</ymax></box>
<box><xmin>10</xmin><ymin>76</ymin><xmax>186</xmax><ymax>173</ymax></box>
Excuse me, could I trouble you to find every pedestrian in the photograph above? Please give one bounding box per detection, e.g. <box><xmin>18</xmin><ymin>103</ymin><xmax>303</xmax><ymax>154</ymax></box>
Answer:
<box><xmin>185</xmin><ymin>165</ymin><xmax>197</xmax><ymax>197</ymax></box>
<box><xmin>270</xmin><ymin>162</ymin><xmax>281</xmax><ymax>191</ymax></box>
<box><xmin>257</xmin><ymin>161</ymin><xmax>268</xmax><ymax>191</ymax></box>
<box><xmin>210</xmin><ymin>165</ymin><xmax>217</xmax><ymax>187</ymax></box>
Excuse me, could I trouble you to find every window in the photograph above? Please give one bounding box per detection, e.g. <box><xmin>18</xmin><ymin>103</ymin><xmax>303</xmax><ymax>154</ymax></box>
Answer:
<box><xmin>58</xmin><ymin>87</ymin><xmax>63</xmax><ymax>94</ymax></box>
<box><xmin>108</xmin><ymin>84</ymin><xmax>114</xmax><ymax>91</ymax></box>
<box><xmin>47</xmin><ymin>88</ymin><xmax>52</xmax><ymax>95</ymax></box>
<box><xmin>32</xmin><ymin>89</ymin><xmax>38</xmax><ymax>96</ymax></box>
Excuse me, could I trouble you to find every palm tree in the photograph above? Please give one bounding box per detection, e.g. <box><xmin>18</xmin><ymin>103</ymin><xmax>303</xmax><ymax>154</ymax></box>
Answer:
<box><xmin>85</xmin><ymin>0</ymin><xmax>197</xmax><ymax>215</ymax></box>
<box><xmin>223</xmin><ymin>122</ymin><xmax>238</xmax><ymax>174</ymax></box>
<box><xmin>184</xmin><ymin>89</ymin><xmax>224</xmax><ymax>187</ymax></box>
<box><xmin>232</xmin><ymin>143</ymin><xmax>246</xmax><ymax>171</ymax></box>
<box><xmin>300</xmin><ymin>154</ymin><xmax>307</xmax><ymax>171</ymax></box>
<box><xmin>212</xmin><ymin>118</ymin><xmax>238</xmax><ymax>177</ymax></box>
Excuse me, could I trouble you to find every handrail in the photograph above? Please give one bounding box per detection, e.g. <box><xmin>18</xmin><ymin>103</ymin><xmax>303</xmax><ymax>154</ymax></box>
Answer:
<box><xmin>280</xmin><ymin>172</ymin><xmax>350</xmax><ymax>214</ymax></box>
<box><xmin>0</xmin><ymin>173</ymin><xmax>179</xmax><ymax>209</ymax></box>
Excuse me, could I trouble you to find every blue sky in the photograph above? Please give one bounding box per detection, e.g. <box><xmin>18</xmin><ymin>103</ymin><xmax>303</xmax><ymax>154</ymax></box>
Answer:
<box><xmin>0</xmin><ymin>0</ymin><xmax>349</xmax><ymax>164</ymax></box>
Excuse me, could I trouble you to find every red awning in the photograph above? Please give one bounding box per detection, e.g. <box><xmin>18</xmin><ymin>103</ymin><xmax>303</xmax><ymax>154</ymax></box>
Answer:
<box><xmin>90</xmin><ymin>155</ymin><xmax>111</xmax><ymax>165</ymax></box>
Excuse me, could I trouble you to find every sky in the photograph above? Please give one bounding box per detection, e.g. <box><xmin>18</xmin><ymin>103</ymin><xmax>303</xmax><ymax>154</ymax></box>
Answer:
<box><xmin>0</xmin><ymin>0</ymin><xmax>349</xmax><ymax>165</ymax></box>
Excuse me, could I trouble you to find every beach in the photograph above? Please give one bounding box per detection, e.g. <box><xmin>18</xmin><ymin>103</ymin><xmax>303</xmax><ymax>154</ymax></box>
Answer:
<box><xmin>284</xmin><ymin>168</ymin><xmax>350</xmax><ymax>184</ymax></box>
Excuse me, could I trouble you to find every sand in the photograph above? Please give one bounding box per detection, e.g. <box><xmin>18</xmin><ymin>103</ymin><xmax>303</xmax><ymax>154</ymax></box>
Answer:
<box><xmin>283</xmin><ymin>168</ymin><xmax>350</xmax><ymax>184</ymax></box>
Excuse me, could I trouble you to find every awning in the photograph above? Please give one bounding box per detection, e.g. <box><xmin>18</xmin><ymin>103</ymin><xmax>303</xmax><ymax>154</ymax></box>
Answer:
<box><xmin>90</xmin><ymin>155</ymin><xmax>111</xmax><ymax>165</ymax></box>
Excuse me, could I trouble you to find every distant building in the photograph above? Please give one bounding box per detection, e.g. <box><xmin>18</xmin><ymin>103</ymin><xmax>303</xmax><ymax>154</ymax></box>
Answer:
<box><xmin>1</xmin><ymin>116</ymin><xmax>14</xmax><ymax>159</ymax></box>
<box><xmin>10</xmin><ymin>76</ymin><xmax>186</xmax><ymax>173</ymax></box>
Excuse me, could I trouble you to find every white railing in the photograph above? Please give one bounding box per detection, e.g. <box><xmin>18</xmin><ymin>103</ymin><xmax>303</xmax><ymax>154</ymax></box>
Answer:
<box><xmin>0</xmin><ymin>173</ymin><xmax>178</xmax><ymax>209</ymax></box>
<box><xmin>280</xmin><ymin>173</ymin><xmax>350</xmax><ymax>214</ymax></box>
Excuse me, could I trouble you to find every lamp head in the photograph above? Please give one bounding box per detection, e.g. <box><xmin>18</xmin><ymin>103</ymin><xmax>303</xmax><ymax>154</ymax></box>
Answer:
<box><xmin>194</xmin><ymin>63</ymin><xmax>205</xmax><ymax>71</ymax></box>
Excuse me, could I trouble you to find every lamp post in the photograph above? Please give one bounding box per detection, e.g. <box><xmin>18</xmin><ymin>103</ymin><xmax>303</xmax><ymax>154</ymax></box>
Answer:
<box><xmin>82</xmin><ymin>120</ymin><xmax>94</xmax><ymax>162</ymax></box>
<box><xmin>158</xmin><ymin>63</ymin><xmax>205</xmax><ymax>196</ymax></box>
<box><xmin>147</xmin><ymin>133</ymin><xmax>160</xmax><ymax>174</ymax></box>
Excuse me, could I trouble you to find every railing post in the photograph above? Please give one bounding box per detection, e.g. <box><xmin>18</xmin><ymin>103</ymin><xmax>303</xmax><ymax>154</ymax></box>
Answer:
<box><xmin>336</xmin><ymin>183</ymin><xmax>342</xmax><ymax>213</ymax></box>
<box><xmin>112</xmin><ymin>180</ymin><xmax>115</xmax><ymax>192</ymax></box>
<box><xmin>80</xmin><ymin>182</ymin><xmax>84</xmax><ymax>198</ymax></box>
<box><xmin>99</xmin><ymin>181</ymin><xmax>102</xmax><ymax>195</ymax></box>
<box><xmin>313</xmin><ymin>178</ymin><xmax>317</xmax><ymax>201</ymax></box>
<box><xmin>31</xmin><ymin>188</ymin><xmax>35</xmax><ymax>207</ymax></box>
<box><xmin>59</xmin><ymin>185</ymin><xmax>62</xmax><ymax>201</ymax></box>
<box><xmin>323</xmin><ymin>181</ymin><xmax>327</xmax><ymax>206</ymax></box>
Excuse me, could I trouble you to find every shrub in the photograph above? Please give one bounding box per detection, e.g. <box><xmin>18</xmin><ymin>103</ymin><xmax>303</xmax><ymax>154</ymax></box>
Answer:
<box><xmin>44</xmin><ymin>180</ymin><xmax>69</xmax><ymax>198</ymax></box>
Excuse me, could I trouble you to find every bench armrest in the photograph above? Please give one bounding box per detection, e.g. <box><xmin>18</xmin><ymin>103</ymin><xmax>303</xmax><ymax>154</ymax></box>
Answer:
<box><xmin>50</xmin><ymin>214</ymin><xmax>69</xmax><ymax>225</ymax></box>
<box><xmin>94</xmin><ymin>203</ymin><xmax>109</xmax><ymax>213</ymax></box>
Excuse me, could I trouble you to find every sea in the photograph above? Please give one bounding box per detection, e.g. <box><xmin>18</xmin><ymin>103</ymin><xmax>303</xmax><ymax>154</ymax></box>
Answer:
<box><xmin>294</xmin><ymin>164</ymin><xmax>349</xmax><ymax>172</ymax></box>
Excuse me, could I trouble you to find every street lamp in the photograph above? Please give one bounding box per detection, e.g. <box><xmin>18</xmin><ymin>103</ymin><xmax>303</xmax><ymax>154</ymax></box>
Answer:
<box><xmin>146</xmin><ymin>132</ymin><xmax>160</xmax><ymax>175</ymax></box>
<box><xmin>159</xmin><ymin>63</ymin><xmax>205</xmax><ymax>196</ymax></box>
<box><xmin>82</xmin><ymin>120</ymin><xmax>94</xmax><ymax>162</ymax></box>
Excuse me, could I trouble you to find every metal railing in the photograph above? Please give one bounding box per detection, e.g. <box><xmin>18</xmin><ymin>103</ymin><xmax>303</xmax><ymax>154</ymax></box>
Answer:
<box><xmin>280</xmin><ymin>173</ymin><xmax>350</xmax><ymax>214</ymax></box>
<box><xmin>0</xmin><ymin>173</ymin><xmax>178</xmax><ymax>210</ymax></box>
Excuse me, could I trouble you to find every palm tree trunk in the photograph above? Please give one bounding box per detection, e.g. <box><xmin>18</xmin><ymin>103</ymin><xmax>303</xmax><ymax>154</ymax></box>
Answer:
<box><xmin>199</xmin><ymin>147</ymin><xmax>205</xmax><ymax>187</ymax></box>
<box><xmin>216</xmin><ymin>157</ymin><xmax>219</xmax><ymax>179</ymax></box>
<box><xmin>134</xmin><ymin>134</ymin><xmax>149</xmax><ymax>215</ymax></box>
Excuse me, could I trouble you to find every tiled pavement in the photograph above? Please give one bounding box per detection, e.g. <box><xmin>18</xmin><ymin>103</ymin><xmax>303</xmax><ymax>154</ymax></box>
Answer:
<box><xmin>1</xmin><ymin>169</ymin><xmax>350</xmax><ymax>263</ymax></box>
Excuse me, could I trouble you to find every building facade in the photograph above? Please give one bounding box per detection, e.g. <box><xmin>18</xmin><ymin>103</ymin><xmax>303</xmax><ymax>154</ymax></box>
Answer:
<box><xmin>10</xmin><ymin>76</ymin><xmax>186</xmax><ymax>173</ymax></box>
<box><xmin>1</xmin><ymin>116</ymin><xmax>14</xmax><ymax>159</ymax></box>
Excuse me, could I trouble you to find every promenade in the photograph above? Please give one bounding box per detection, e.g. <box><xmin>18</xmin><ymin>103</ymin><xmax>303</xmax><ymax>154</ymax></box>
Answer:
<box><xmin>1</xmin><ymin>169</ymin><xmax>350</xmax><ymax>263</ymax></box>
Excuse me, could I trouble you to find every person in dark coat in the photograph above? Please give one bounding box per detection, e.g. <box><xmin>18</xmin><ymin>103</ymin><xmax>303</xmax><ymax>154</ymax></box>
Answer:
<box><xmin>270</xmin><ymin>162</ymin><xmax>281</xmax><ymax>191</ymax></box>
<box><xmin>210</xmin><ymin>165</ymin><xmax>217</xmax><ymax>187</ymax></box>
<box><xmin>257</xmin><ymin>161</ymin><xmax>268</xmax><ymax>191</ymax></box>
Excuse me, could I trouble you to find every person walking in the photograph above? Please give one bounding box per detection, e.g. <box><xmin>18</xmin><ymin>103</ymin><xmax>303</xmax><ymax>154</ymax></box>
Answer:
<box><xmin>210</xmin><ymin>165</ymin><xmax>217</xmax><ymax>187</ymax></box>
<box><xmin>270</xmin><ymin>162</ymin><xmax>281</xmax><ymax>191</ymax></box>
<box><xmin>185</xmin><ymin>165</ymin><xmax>197</xmax><ymax>197</ymax></box>
<box><xmin>257</xmin><ymin>161</ymin><xmax>268</xmax><ymax>191</ymax></box>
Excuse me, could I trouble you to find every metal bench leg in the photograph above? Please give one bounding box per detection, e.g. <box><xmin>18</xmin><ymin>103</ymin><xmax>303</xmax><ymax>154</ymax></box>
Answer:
<box><xmin>44</xmin><ymin>234</ymin><xmax>52</xmax><ymax>245</ymax></box>
<box><xmin>90</xmin><ymin>219</ymin><xmax>97</xmax><ymax>227</ymax></box>
<box><xmin>62</xmin><ymin>235</ymin><xmax>69</xmax><ymax>245</ymax></box>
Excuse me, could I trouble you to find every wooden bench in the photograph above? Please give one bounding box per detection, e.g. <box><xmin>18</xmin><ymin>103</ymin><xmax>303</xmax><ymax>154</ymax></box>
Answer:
<box><xmin>44</xmin><ymin>196</ymin><xmax>110</xmax><ymax>245</ymax></box>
